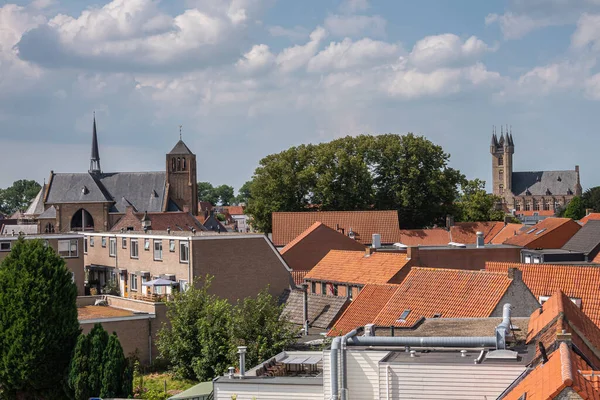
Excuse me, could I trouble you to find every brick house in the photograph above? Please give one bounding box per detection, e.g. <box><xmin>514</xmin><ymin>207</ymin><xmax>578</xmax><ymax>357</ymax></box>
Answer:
<box><xmin>82</xmin><ymin>231</ymin><xmax>293</xmax><ymax>302</ymax></box>
<box><xmin>502</xmin><ymin>217</ymin><xmax>581</xmax><ymax>249</ymax></box>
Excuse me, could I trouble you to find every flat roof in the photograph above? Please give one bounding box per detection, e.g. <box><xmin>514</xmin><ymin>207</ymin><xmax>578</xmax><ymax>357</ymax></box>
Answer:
<box><xmin>377</xmin><ymin>244</ymin><xmax>521</xmax><ymax>251</ymax></box>
<box><xmin>0</xmin><ymin>233</ymin><xmax>81</xmax><ymax>241</ymax></box>
<box><xmin>383</xmin><ymin>348</ymin><xmax>532</xmax><ymax>366</ymax></box>
<box><xmin>78</xmin><ymin>305</ymin><xmax>151</xmax><ymax>321</ymax></box>
<box><xmin>213</xmin><ymin>376</ymin><xmax>323</xmax><ymax>386</ymax></box>
<box><xmin>522</xmin><ymin>249</ymin><xmax>584</xmax><ymax>254</ymax></box>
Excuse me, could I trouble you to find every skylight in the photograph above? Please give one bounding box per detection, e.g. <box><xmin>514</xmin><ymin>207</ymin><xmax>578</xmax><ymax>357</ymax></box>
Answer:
<box><xmin>397</xmin><ymin>309</ymin><xmax>411</xmax><ymax>321</ymax></box>
<box><xmin>526</xmin><ymin>228</ymin><xmax>536</xmax><ymax>234</ymax></box>
<box><xmin>535</xmin><ymin>228</ymin><xmax>547</xmax><ymax>235</ymax></box>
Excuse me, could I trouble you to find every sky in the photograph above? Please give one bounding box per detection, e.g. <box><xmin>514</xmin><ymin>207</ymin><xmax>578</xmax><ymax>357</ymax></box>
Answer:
<box><xmin>1</xmin><ymin>0</ymin><xmax>600</xmax><ymax>193</ymax></box>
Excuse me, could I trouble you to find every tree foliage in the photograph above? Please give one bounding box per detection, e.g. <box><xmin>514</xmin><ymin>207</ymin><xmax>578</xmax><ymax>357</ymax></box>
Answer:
<box><xmin>68</xmin><ymin>324</ymin><xmax>133</xmax><ymax>400</ymax></box>
<box><xmin>0</xmin><ymin>238</ymin><xmax>80</xmax><ymax>399</ymax></box>
<box><xmin>245</xmin><ymin>134</ymin><xmax>464</xmax><ymax>232</ymax></box>
<box><xmin>197</xmin><ymin>182</ymin><xmax>236</xmax><ymax>206</ymax></box>
<box><xmin>0</xmin><ymin>179</ymin><xmax>41</xmax><ymax>215</ymax></box>
<box><xmin>564</xmin><ymin>196</ymin><xmax>586</xmax><ymax>220</ymax></box>
<box><xmin>456</xmin><ymin>179</ymin><xmax>505</xmax><ymax>222</ymax></box>
<box><xmin>157</xmin><ymin>278</ymin><xmax>297</xmax><ymax>382</ymax></box>
<box><xmin>235</xmin><ymin>181</ymin><xmax>253</xmax><ymax>205</ymax></box>
<box><xmin>582</xmin><ymin>186</ymin><xmax>600</xmax><ymax>212</ymax></box>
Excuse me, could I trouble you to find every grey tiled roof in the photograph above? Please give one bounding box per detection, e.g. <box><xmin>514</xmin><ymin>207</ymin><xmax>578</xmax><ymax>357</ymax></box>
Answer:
<box><xmin>24</xmin><ymin>185</ymin><xmax>46</xmax><ymax>216</ymax></box>
<box><xmin>168</xmin><ymin>140</ymin><xmax>194</xmax><ymax>155</ymax></box>
<box><xmin>282</xmin><ymin>289</ymin><xmax>349</xmax><ymax>329</ymax></box>
<box><xmin>511</xmin><ymin>170</ymin><xmax>578</xmax><ymax>196</ymax></box>
<box><xmin>46</xmin><ymin>172</ymin><xmax>168</xmax><ymax>213</ymax></box>
<box><xmin>38</xmin><ymin>206</ymin><xmax>56</xmax><ymax>219</ymax></box>
<box><xmin>562</xmin><ymin>220</ymin><xmax>600</xmax><ymax>254</ymax></box>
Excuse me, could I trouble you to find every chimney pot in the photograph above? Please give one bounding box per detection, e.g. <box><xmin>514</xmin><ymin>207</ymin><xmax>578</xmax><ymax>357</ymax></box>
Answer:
<box><xmin>371</xmin><ymin>233</ymin><xmax>381</xmax><ymax>249</ymax></box>
<box><xmin>476</xmin><ymin>231</ymin><xmax>484</xmax><ymax>248</ymax></box>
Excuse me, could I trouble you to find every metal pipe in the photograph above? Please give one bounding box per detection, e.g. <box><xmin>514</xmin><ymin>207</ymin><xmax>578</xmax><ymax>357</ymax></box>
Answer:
<box><xmin>302</xmin><ymin>283</ymin><xmax>309</xmax><ymax>336</ymax></box>
<box><xmin>340</xmin><ymin>329</ymin><xmax>358</xmax><ymax>400</ymax></box>
<box><xmin>386</xmin><ymin>365</ymin><xmax>390</xmax><ymax>400</ymax></box>
<box><xmin>237</xmin><ymin>346</ymin><xmax>247</xmax><ymax>378</ymax></box>
<box><xmin>495</xmin><ymin>303</ymin><xmax>512</xmax><ymax>350</ymax></box>
<box><xmin>330</xmin><ymin>337</ymin><xmax>341</xmax><ymax>400</ymax></box>
<box><xmin>346</xmin><ymin>336</ymin><xmax>497</xmax><ymax>348</ymax></box>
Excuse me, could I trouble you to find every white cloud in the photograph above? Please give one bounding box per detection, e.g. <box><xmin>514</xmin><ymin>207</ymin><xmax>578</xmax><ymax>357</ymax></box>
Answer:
<box><xmin>485</xmin><ymin>12</ymin><xmax>560</xmax><ymax>40</ymax></box>
<box><xmin>324</xmin><ymin>14</ymin><xmax>386</xmax><ymax>38</ymax></box>
<box><xmin>30</xmin><ymin>0</ymin><xmax>57</xmax><ymax>10</ymax></box>
<box><xmin>236</xmin><ymin>44</ymin><xmax>275</xmax><ymax>73</ymax></box>
<box><xmin>572</xmin><ymin>13</ymin><xmax>600</xmax><ymax>50</ymax></box>
<box><xmin>408</xmin><ymin>34</ymin><xmax>492</xmax><ymax>71</ymax></box>
<box><xmin>275</xmin><ymin>26</ymin><xmax>326</xmax><ymax>72</ymax></box>
<box><xmin>307</xmin><ymin>38</ymin><xmax>399</xmax><ymax>72</ymax></box>
<box><xmin>339</xmin><ymin>0</ymin><xmax>370</xmax><ymax>14</ymax></box>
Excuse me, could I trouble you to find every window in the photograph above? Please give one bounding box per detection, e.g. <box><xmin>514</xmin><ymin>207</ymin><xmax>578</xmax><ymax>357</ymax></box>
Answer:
<box><xmin>154</xmin><ymin>240</ymin><xmax>163</xmax><ymax>261</ymax></box>
<box><xmin>171</xmin><ymin>157</ymin><xmax>176</xmax><ymax>171</ymax></box>
<box><xmin>533</xmin><ymin>257</ymin><xmax>541</xmax><ymax>263</ymax></box>
<box><xmin>526</xmin><ymin>228</ymin><xmax>536</xmax><ymax>234</ymax></box>
<box><xmin>543</xmin><ymin>199</ymin><xmax>551</xmax><ymax>211</ymax></box>
<box><xmin>179</xmin><ymin>241</ymin><xmax>189</xmax><ymax>263</ymax></box>
<box><xmin>84</xmin><ymin>237</ymin><xmax>88</xmax><ymax>253</ymax></box>
<box><xmin>44</xmin><ymin>222</ymin><xmax>55</xmax><ymax>233</ymax></box>
<box><xmin>130</xmin><ymin>274</ymin><xmax>138</xmax><ymax>291</ymax></box>
<box><xmin>0</xmin><ymin>241</ymin><xmax>11</xmax><ymax>252</ymax></box>
<box><xmin>58</xmin><ymin>239</ymin><xmax>78</xmax><ymax>258</ymax></box>
<box><xmin>525</xmin><ymin>201</ymin><xmax>531</xmax><ymax>211</ymax></box>
<box><xmin>499</xmin><ymin>184</ymin><xmax>504</xmax><ymax>194</ymax></box>
<box><xmin>90</xmin><ymin>237</ymin><xmax>94</xmax><ymax>247</ymax></box>
<box><xmin>179</xmin><ymin>280</ymin><xmax>189</xmax><ymax>292</ymax></box>
<box><xmin>109</xmin><ymin>238</ymin><xmax>116</xmax><ymax>257</ymax></box>
<box><xmin>535</xmin><ymin>229</ymin><xmax>547</xmax><ymax>235</ymax></box>
<box><xmin>525</xmin><ymin>255</ymin><xmax>532</xmax><ymax>263</ymax></box>
<box><xmin>332</xmin><ymin>284</ymin><xmax>339</xmax><ymax>296</ymax></box>
<box><xmin>101</xmin><ymin>237</ymin><xmax>107</xmax><ymax>248</ymax></box>
<box><xmin>321</xmin><ymin>282</ymin><xmax>327</xmax><ymax>295</ymax></box>
<box><xmin>498</xmin><ymin>156</ymin><xmax>504</xmax><ymax>166</ymax></box>
<box><xmin>554</xmin><ymin>200</ymin><xmax>561</xmax><ymax>210</ymax></box>
<box><xmin>348</xmin><ymin>285</ymin><xmax>353</xmax><ymax>300</ymax></box>
<box><xmin>499</xmin><ymin>170</ymin><xmax>504</xmax><ymax>181</ymax></box>
<box><xmin>144</xmin><ymin>239</ymin><xmax>150</xmax><ymax>251</ymax></box>
<box><xmin>130</xmin><ymin>239</ymin><xmax>139</xmax><ymax>259</ymax></box>
<box><xmin>397</xmin><ymin>309</ymin><xmax>411</xmax><ymax>322</ymax></box>
<box><xmin>169</xmin><ymin>239</ymin><xmax>176</xmax><ymax>252</ymax></box>
<box><xmin>515</xmin><ymin>201</ymin><xmax>521</xmax><ymax>211</ymax></box>
<box><xmin>122</xmin><ymin>238</ymin><xmax>127</xmax><ymax>249</ymax></box>
<box><xmin>539</xmin><ymin>295</ymin><xmax>549</xmax><ymax>304</ymax></box>
<box><xmin>311</xmin><ymin>281</ymin><xmax>316</xmax><ymax>294</ymax></box>
<box><xmin>71</xmin><ymin>272</ymin><xmax>75</xmax><ymax>283</ymax></box>
<box><xmin>182</xmin><ymin>158</ymin><xmax>186</xmax><ymax>171</ymax></box>
<box><xmin>533</xmin><ymin>200</ymin><xmax>540</xmax><ymax>211</ymax></box>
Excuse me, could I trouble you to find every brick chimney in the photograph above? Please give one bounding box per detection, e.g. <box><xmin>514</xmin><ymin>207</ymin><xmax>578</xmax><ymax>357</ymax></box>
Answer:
<box><xmin>407</xmin><ymin>246</ymin><xmax>420</xmax><ymax>261</ymax></box>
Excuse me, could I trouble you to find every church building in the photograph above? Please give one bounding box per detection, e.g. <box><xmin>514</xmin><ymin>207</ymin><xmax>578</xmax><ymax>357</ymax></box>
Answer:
<box><xmin>27</xmin><ymin>116</ymin><xmax>198</xmax><ymax>232</ymax></box>
<box><xmin>490</xmin><ymin>127</ymin><xmax>582</xmax><ymax>217</ymax></box>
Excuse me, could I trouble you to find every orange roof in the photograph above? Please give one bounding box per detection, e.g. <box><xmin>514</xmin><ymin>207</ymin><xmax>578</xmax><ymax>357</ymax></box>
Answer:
<box><xmin>271</xmin><ymin>210</ymin><xmax>400</xmax><ymax>246</ymax></box>
<box><xmin>503</xmin><ymin>218</ymin><xmax>580</xmax><ymax>248</ymax></box>
<box><xmin>304</xmin><ymin>250</ymin><xmax>410</xmax><ymax>285</ymax></box>
<box><xmin>489</xmin><ymin>223</ymin><xmax>522</xmax><ymax>244</ymax></box>
<box><xmin>503</xmin><ymin>342</ymin><xmax>600</xmax><ymax>400</ymax></box>
<box><xmin>397</xmin><ymin>228</ymin><xmax>449</xmax><ymax>246</ymax></box>
<box><xmin>581</xmin><ymin>213</ymin><xmax>600</xmax><ymax>225</ymax></box>
<box><xmin>280</xmin><ymin>222</ymin><xmax>323</xmax><ymax>254</ymax></box>
<box><xmin>372</xmin><ymin>268</ymin><xmax>513</xmax><ymax>327</ymax></box>
<box><xmin>450</xmin><ymin>221</ymin><xmax>505</xmax><ymax>244</ymax></box>
<box><xmin>486</xmin><ymin>262</ymin><xmax>600</xmax><ymax>329</ymax></box>
<box><xmin>328</xmin><ymin>284</ymin><xmax>400</xmax><ymax>335</ymax></box>
<box><xmin>290</xmin><ymin>270</ymin><xmax>308</xmax><ymax>286</ymax></box>
<box><xmin>225</xmin><ymin>206</ymin><xmax>245</xmax><ymax>215</ymax></box>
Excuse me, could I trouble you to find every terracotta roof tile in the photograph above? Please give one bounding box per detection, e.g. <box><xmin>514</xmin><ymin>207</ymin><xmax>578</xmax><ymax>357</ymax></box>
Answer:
<box><xmin>372</xmin><ymin>268</ymin><xmax>513</xmax><ymax>327</ymax></box>
<box><xmin>280</xmin><ymin>222</ymin><xmax>323</xmax><ymax>254</ymax></box>
<box><xmin>304</xmin><ymin>250</ymin><xmax>410</xmax><ymax>285</ymax></box>
<box><xmin>291</xmin><ymin>270</ymin><xmax>308</xmax><ymax>286</ymax></box>
<box><xmin>271</xmin><ymin>210</ymin><xmax>400</xmax><ymax>246</ymax></box>
<box><xmin>450</xmin><ymin>221</ymin><xmax>505</xmax><ymax>245</ymax></box>
<box><xmin>486</xmin><ymin>262</ymin><xmax>600</xmax><ymax>329</ymax></box>
<box><xmin>581</xmin><ymin>213</ymin><xmax>600</xmax><ymax>225</ymax></box>
<box><xmin>503</xmin><ymin>342</ymin><xmax>600</xmax><ymax>400</ymax></box>
<box><xmin>225</xmin><ymin>206</ymin><xmax>245</xmax><ymax>216</ymax></box>
<box><xmin>503</xmin><ymin>218</ymin><xmax>581</xmax><ymax>248</ymax></box>
<box><xmin>397</xmin><ymin>228</ymin><xmax>449</xmax><ymax>246</ymax></box>
<box><xmin>490</xmin><ymin>223</ymin><xmax>523</xmax><ymax>244</ymax></box>
<box><xmin>328</xmin><ymin>284</ymin><xmax>400</xmax><ymax>335</ymax></box>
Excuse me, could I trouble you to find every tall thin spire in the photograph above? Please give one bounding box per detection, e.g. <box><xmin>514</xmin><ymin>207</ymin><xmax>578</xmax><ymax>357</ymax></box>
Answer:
<box><xmin>89</xmin><ymin>112</ymin><xmax>101</xmax><ymax>174</ymax></box>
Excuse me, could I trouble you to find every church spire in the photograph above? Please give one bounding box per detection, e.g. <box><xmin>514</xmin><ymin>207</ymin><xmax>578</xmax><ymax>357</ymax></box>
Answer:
<box><xmin>89</xmin><ymin>112</ymin><xmax>101</xmax><ymax>174</ymax></box>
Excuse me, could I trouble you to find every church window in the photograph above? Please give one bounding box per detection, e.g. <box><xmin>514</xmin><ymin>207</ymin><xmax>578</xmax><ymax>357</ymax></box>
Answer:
<box><xmin>543</xmin><ymin>199</ymin><xmax>550</xmax><ymax>211</ymax></box>
<box><xmin>555</xmin><ymin>200</ymin><xmax>561</xmax><ymax>210</ymax></box>
<box><xmin>533</xmin><ymin>199</ymin><xmax>540</xmax><ymax>211</ymax></box>
<box><xmin>172</xmin><ymin>157</ymin><xmax>176</xmax><ymax>171</ymax></box>
<box><xmin>177</xmin><ymin>157</ymin><xmax>181</xmax><ymax>171</ymax></box>
<box><xmin>182</xmin><ymin>158</ymin><xmax>186</xmax><ymax>171</ymax></box>
<box><xmin>525</xmin><ymin>201</ymin><xmax>531</xmax><ymax>211</ymax></box>
<box><xmin>499</xmin><ymin>170</ymin><xmax>504</xmax><ymax>181</ymax></box>
<box><xmin>515</xmin><ymin>201</ymin><xmax>521</xmax><ymax>211</ymax></box>
<box><xmin>498</xmin><ymin>156</ymin><xmax>504</xmax><ymax>166</ymax></box>
<box><xmin>499</xmin><ymin>184</ymin><xmax>504</xmax><ymax>194</ymax></box>
<box><xmin>44</xmin><ymin>223</ymin><xmax>55</xmax><ymax>233</ymax></box>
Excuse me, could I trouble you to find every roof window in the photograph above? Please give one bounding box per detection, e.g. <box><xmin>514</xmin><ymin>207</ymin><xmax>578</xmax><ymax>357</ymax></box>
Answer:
<box><xmin>535</xmin><ymin>229</ymin><xmax>546</xmax><ymax>235</ymax></box>
<box><xmin>397</xmin><ymin>309</ymin><xmax>411</xmax><ymax>322</ymax></box>
<box><xmin>526</xmin><ymin>228</ymin><xmax>536</xmax><ymax>234</ymax></box>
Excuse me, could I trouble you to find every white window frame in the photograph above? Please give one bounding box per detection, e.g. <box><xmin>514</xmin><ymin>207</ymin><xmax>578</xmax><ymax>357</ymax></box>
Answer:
<box><xmin>179</xmin><ymin>241</ymin><xmax>189</xmax><ymax>263</ymax></box>
<box><xmin>101</xmin><ymin>237</ymin><xmax>107</xmax><ymax>248</ymax></box>
<box><xmin>154</xmin><ymin>240</ymin><xmax>163</xmax><ymax>261</ymax></box>
<box><xmin>90</xmin><ymin>237</ymin><xmax>94</xmax><ymax>247</ymax></box>
<box><xmin>0</xmin><ymin>241</ymin><xmax>11</xmax><ymax>252</ymax></box>
<box><xmin>169</xmin><ymin>239</ymin><xmax>176</xmax><ymax>252</ymax></box>
<box><xmin>122</xmin><ymin>237</ymin><xmax>127</xmax><ymax>249</ymax></box>
<box><xmin>524</xmin><ymin>255</ymin><xmax>532</xmax><ymax>264</ymax></box>
<box><xmin>179</xmin><ymin>279</ymin><xmax>188</xmax><ymax>292</ymax></box>
<box><xmin>144</xmin><ymin>239</ymin><xmax>150</xmax><ymax>251</ymax></box>
<box><xmin>130</xmin><ymin>274</ymin><xmax>138</xmax><ymax>291</ymax></box>
<box><xmin>130</xmin><ymin>239</ymin><xmax>139</xmax><ymax>259</ymax></box>
<box><xmin>58</xmin><ymin>239</ymin><xmax>78</xmax><ymax>258</ymax></box>
<box><xmin>109</xmin><ymin>238</ymin><xmax>116</xmax><ymax>257</ymax></box>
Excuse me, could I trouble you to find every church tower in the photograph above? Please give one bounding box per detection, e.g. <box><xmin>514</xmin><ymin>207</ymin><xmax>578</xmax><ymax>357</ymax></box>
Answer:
<box><xmin>490</xmin><ymin>125</ymin><xmax>514</xmax><ymax>197</ymax></box>
<box><xmin>166</xmin><ymin>138</ymin><xmax>198</xmax><ymax>215</ymax></box>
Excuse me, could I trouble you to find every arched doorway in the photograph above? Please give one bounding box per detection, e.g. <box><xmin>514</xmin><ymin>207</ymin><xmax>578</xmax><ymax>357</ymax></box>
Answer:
<box><xmin>71</xmin><ymin>209</ymin><xmax>94</xmax><ymax>231</ymax></box>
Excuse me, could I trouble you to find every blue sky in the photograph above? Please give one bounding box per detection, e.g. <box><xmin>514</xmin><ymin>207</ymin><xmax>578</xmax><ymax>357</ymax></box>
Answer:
<box><xmin>1</xmin><ymin>0</ymin><xmax>599</xmax><ymax>193</ymax></box>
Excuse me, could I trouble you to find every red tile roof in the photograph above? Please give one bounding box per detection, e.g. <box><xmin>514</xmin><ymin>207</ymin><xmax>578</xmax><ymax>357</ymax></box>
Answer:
<box><xmin>328</xmin><ymin>284</ymin><xmax>400</xmax><ymax>336</ymax></box>
<box><xmin>486</xmin><ymin>262</ymin><xmax>600</xmax><ymax>329</ymax></box>
<box><xmin>503</xmin><ymin>342</ymin><xmax>600</xmax><ymax>400</ymax></box>
<box><xmin>489</xmin><ymin>223</ymin><xmax>522</xmax><ymax>244</ymax></box>
<box><xmin>581</xmin><ymin>213</ymin><xmax>600</xmax><ymax>225</ymax></box>
<box><xmin>291</xmin><ymin>270</ymin><xmax>308</xmax><ymax>286</ymax></box>
<box><xmin>271</xmin><ymin>210</ymin><xmax>400</xmax><ymax>246</ymax></box>
<box><xmin>372</xmin><ymin>268</ymin><xmax>513</xmax><ymax>327</ymax></box>
<box><xmin>397</xmin><ymin>228</ymin><xmax>449</xmax><ymax>246</ymax></box>
<box><xmin>280</xmin><ymin>222</ymin><xmax>323</xmax><ymax>254</ymax></box>
<box><xmin>225</xmin><ymin>206</ymin><xmax>245</xmax><ymax>216</ymax></box>
<box><xmin>450</xmin><ymin>221</ymin><xmax>505</xmax><ymax>245</ymax></box>
<box><xmin>503</xmin><ymin>218</ymin><xmax>581</xmax><ymax>248</ymax></box>
<box><xmin>304</xmin><ymin>250</ymin><xmax>410</xmax><ymax>286</ymax></box>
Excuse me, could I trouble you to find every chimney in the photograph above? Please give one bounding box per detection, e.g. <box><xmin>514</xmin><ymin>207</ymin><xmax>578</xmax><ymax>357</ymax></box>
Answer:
<box><xmin>237</xmin><ymin>346</ymin><xmax>247</xmax><ymax>378</ymax></box>
<box><xmin>365</xmin><ymin>247</ymin><xmax>375</xmax><ymax>256</ymax></box>
<box><xmin>446</xmin><ymin>215</ymin><xmax>455</xmax><ymax>229</ymax></box>
<box><xmin>476</xmin><ymin>231</ymin><xmax>484</xmax><ymax>248</ymax></box>
<box><xmin>507</xmin><ymin>268</ymin><xmax>522</xmax><ymax>281</ymax></box>
<box><xmin>503</xmin><ymin>215</ymin><xmax>512</xmax><ymax>225</ymax></box>
<box><xmin>301</xmin><ymin>283</ymin><xmax>309</xmax><ymax>336</ymax></box>
<box><xmin>407</xmin><ymin>246</ymin><xmax>419</xmax><ymax>261</ymax></box>
<box><xmin>364</xmin><ymin>324</ymin><xmax>375</xmax><ymax>337</ymax></box>
<box><xmin>575</xmin><ymin>165</ymin><xmax>580</xmax><ymax>173</ymax></box>
<box><xmin>371</xmin><ymin>233</ymin><xmax>381</xmax><ymax>249</ymax></box>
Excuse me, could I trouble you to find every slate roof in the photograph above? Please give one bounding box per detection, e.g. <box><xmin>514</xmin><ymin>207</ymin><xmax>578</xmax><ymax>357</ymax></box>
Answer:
<box><xmin>511</xmin><ymin>170</ymin><xmax>579</xmax><ymax>196</ymax></box>
<box><xmin>562</xmin><ymin>220</ymin><xmax>600</xmax><ymax>255</ymax></box>
<box><xmin>281</xmin><ymin>289</ymin><xmax>349</xmax><ymax>329</ymax></box>
<box><xmin>486</xmin><ymin>262</ymin><xmax>600</xmax><ymax>328</ymax></box>
<box><xmin>46</xmin><ymin>172</ymin><xmax>168</xmax><ymax>213</ymax></box>
<box><xmin>168</xmin><ymin>140</ymin><xmax>194</xmax><ymax>155</ymax></box>
<box><xmin>24</xmin><ymin>186</ymin><xmax>46</xmax><ymax>217</ymax></box>
<box><xmin>38</xmin><ymin>206</ymin><xmax>56</xmax><ymax>219</ymax></box>
<box><xmin>372</xmin><ymin>268</ymin><xmax>514</xmax><ymax>327</ymax></box>
<box><xmin>1</xmin><ymin>224</ymin><xmax>38</xmax><ymax>235</ymax></box>
<box><xmin>110</xmin><ymin>211</ymin><xmax>206</xmax><ymax>232</ymax></box>
<box><xmin>271</xmin><ymin>210</ymin><xmax>401</xmax><ymax>246</ymax></box>
<box><xmin>202</xmin><ymin>215</ymin><xmax>228</xmax><ymax>232</ymax></box>
<box><xmin>304</xmin><ymin>250</ymin><xmax>410</xmax><ymax>285</ymax></box>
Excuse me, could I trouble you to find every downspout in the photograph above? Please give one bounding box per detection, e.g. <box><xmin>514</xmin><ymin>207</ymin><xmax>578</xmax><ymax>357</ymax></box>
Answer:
<box><xmin>330</xmin><ymin>337</ymin><xmax>341</xmax><ymax>400</ymax></box>
<box><xmin>340</xmin><ymin>329</ymin><xmax>359</xmax><ymax>400</ymax></box>
<box><xmin>188</xmin><ymin>239</ymin><xmax>192</xmax><ymax>288</ymax></box>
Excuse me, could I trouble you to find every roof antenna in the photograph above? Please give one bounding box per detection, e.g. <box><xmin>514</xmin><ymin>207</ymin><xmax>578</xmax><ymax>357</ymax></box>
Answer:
<box><xmin>179</xmin><ymin>125</ymin><xmax>183</xmax><ymax>140</ymax></box>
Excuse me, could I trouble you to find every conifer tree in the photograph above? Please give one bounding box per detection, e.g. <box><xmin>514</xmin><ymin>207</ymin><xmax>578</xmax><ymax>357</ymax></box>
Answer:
<box><xmin>100</xmin><ymin>334</ymin><xmax>128</xmax><ymax>398</ymax></box>
<box><xmin>87</xmin><ymin>323</ymin><xmax>109</xmax><ymax>396</ymax></box>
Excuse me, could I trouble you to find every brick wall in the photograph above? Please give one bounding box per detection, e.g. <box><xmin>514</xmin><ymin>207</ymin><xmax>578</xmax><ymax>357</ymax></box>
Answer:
<box><xmin>409</xmin><ymin>246</ymin><xmax>522</xmax><ymax>271</ymax></box>
<box><xmin>528</xmin><ymin>220</ymin><xmax>582</xmax><ymax>249</ymax></box>
<box><xmin>54</xmin><ymin>202</ymin><xmax>110</xmax><ymax>232</ymax></box>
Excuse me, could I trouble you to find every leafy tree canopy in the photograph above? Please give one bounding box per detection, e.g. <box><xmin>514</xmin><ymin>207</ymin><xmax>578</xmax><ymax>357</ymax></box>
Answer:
<box><xmin>197</xmin><ymin>182</ymin><xmax>236</xmax><ymax>206</ymax></box>
<box><xmin>564</xmin><ymin>196</ymin><xmax>586</xmax><ymax>220</ymax></box>
<box><xmin>235</xmin><ymin>181</ymin><xmax>252</xmax><ymax>205</ymax></box>
<box><xmin>0</xmin><ymin>238</ymin><xmax>80</xmax><ymax>399</ymax></box>
<box><xmin>245</xmin><ymin>134</ymin><xmax>465</xmax><ymax>232</ymax></box>
<box><xmin>456</xmin><ymin>179</ymin><xmax>506</xmax><ymax>222</ymax></box>
<box><xmin>582</xmin><ymin>186</ymin><xmax>600</xmax><ymax>213</ymax></box>
<box><xmin>0</xmin><ymin>179</ymin><xmax>41</xmax><ymax>215</ymax></box>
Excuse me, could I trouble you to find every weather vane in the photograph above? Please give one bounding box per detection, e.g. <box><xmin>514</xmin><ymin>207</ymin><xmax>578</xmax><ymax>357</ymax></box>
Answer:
<box><xmin>179</xmin><ymin>125</ymin><xmax>183</xmax><ymax>140</ymax></box>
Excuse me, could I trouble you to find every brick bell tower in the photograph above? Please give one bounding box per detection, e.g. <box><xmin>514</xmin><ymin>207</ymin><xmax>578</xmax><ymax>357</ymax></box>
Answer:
<box><xmin>166</xmin><ymin>133</ymin><xmax>198</xmax><ymax>215</ymax></box>
<box><xmin>490</xmin><ymin>125</ymin><xmax>514</xmax><ymax>199</ymax></box>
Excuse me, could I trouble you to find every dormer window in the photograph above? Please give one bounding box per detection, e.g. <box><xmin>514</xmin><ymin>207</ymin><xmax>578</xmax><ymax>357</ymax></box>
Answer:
<box><xmin>546</xmin><ymin>188</ymin><xmax>551</xmax><ymax>196</ymax></box>
<box><xmin>82</xmin><ymin>186</ymin><xmax>89</xmax><ymax>195</ymax></box>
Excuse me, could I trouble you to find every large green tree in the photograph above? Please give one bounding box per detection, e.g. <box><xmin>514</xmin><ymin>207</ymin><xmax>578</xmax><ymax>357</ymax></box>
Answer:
<box><xmin>456</xmin><ymin>179</ymin><xmax>505</xmax><ymax>222</ymax></box>
<box><xmin>245</xmin><ymin>134</ymin><xmax>464</xmax><ymax>232</ymax></box>
<box><xmin>582</xmin><ymin>187</ymin><xmax>600</xmax><ymax>212</ymax></box>
<box><xmin>0</xmin><ymin>179</ymin><xmax>41</xmax><ymax>215</ymax></box>
<box><xmin>214</xmin><ymin>185</ymin><xmax>235</xmax><ymax>206</ymax></box>
<box><xmin>87</xmin><ymin>324</ymin><xmax>109</xmax><ymax>396</ymax></box>
<box><xmin>100</xmin><ymin>334</ymin><xmax>130</xmax><ymax>398</ymax></box>
<box><xmin>564</xmin><ymin>196</ymin><xmax>586</xmax><ymax>220</ymax></box>
<box><xmin>0</xmin><ymin>238</ymin><xmax>80</xmax><ymax>399</ymax></box>
<box><xmin>197</xmin><ymin>182</ymin><xmax>236</xmax><ymax>206</ymax></box>
<box><xmin>235</xmin><ymin>181</ymin><xmax>253</xmax><ymax>205</ymax></box>
<box><xmin>68</xmin><ymin>335</ymin><xmax>92</xmax><ymax>400</ymax></box>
